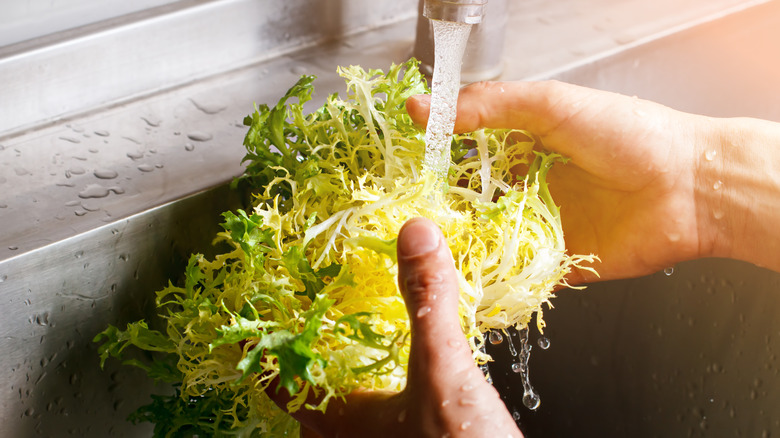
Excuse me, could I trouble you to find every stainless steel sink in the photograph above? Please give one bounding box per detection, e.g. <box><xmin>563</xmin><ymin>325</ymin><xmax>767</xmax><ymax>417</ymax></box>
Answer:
<box><xmin>2</xmin><ymin>0</ymin><xmax>778</xmax><ymax>436</ymax></box>
<box><xmin>495</xmin><ymin>2</ymin><xmax>780</xmax><ymax>436</ymax></box>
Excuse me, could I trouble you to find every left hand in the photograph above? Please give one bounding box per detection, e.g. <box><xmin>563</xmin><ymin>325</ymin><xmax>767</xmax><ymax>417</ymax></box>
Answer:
<box><xmin>267</xmin><ymin>218</ymin><xmax>522</xmax><ymax>438</ymax></box>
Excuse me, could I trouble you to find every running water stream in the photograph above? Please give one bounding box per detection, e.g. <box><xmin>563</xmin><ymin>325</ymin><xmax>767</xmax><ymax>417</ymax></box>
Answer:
<box><xmin>423</xmin><ymin>17</ymin><xmax>542</xmax><ymax>414</ymax></box>
<box><xmin>422</xmin><ymin>20</ymin><xmax>472</xmax><ymax>184</ymax></box>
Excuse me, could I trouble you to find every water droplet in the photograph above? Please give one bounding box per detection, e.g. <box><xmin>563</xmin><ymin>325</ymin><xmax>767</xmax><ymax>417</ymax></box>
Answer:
<box><xmin>460</xmin><ymin>383</ymin><xmax>474</xmax><ymax>392</ymax></box>
<box><xmin>705</xmin><ymin>150</ymin><xmax>717</xmax><ymax>161</ymax></box>
<box><xmin>713</xmin><ymin>180</ymin><xmax>723</xmax><ymax>190</ymax></box>
<box><xmin>137</xmin><ymin>164</ymin><xmax>155</xmax><ymax>172</ymax></box>
<box><xmin>511</xmin><ymin>362</ymin><xmax>523</xmax><ymax>373</ymax></box>
<box><xmin>666</xmin><ymin>232</ymin><xmax>681</xmax><ymax>243</ymax></box>
<box><xmin>93</xmin><ymin>169</ymin><xmax>118</xmax><ymax>180</ymax></box>
<box><xmin>9</xmin><ymin>246</ymin><xmax>19</xmax><ymax>251</ymax></box>
<box><xmin>713</xmin><ymin>209</ymin><xmax>725</xmax><ymax>220</ymax></box>
<box><xmin>126</xmin><ymin>151</ymin><xmax>144</xmax><ymax>160</ymax></box>
<box><xmin>123</xmin><ymin>136</ymin><xmax>142</xmax><ymax>145</ymax></box>
<box><xmin>190</xmin><ymin>98</ymin><xmax>227</xmax><ymax>115</ymax></box>
<box><xmin>74</xmin><ymin>251</ymin><xmax>84</xmax><ymax>258</ymax></box>
<box><xmin>522</xmin><ymin>390</ymin><xmax>541</xmax><ymax>410</ymax></box>
<box><xmin>664</xmin><ymin>267</ymin><xmax>675</xmax><ymax>276</ymax></box>
<box><xmin>0</xmin><ymin>274</ymin><xmax>7</xmax><ymax>282</ymax></box>
<box><xmin>140</xmin><ymin>115</ymin><xmax>161</xmax><ymax>127</ymax></box>
<box><xmin>184</xmin><ymin>143</ymin><xmax>195</xmax><ymax>151</ymax></box>
<box><xmin>488</xmin><ymin>330</ymin><xmax>503</xmax><ymax>345</ymax></box>
<box><xmin>94</xmin><ymin>130</ymin><xmax>110</xmax><ymax>137</ymax></box>
<box><xmin>59</xmin><ymin>136</ymin><xmax>81</xmax><ymax>144</ymax></box>
<box><xmin>459</xmin><ymin>421</ymin><xmax>471</xmax><ymax>431</ymax></box>
<box><xmin>187</xmin><ymin>131</ymin><xmax>213</xmax><ymax>142</ymax></box>
<box><xmin>441</xmin><ymin>399</ymin><xmax>450</xmax><ymax>407</ymax></box>
<box><xmin>537</xmin><ymin>336</ymin><xmax>550</xmax><ymax>350</ymax></box>
<box><xmin>78</xmin><ymin>184</ymin><xmax>110</xmax><ymax>199</ymax></box>
<box><xmin>35</xmin><ymin>313</ymin><xmax>50</xmax><ymax>326</ymax></box>
<box><xmin>416</xmin><ymin>306</ymin><xmax>432</xmax><ymax>317</ymax></box>
<box><xmin>459</xmin><ymin>398</ymin><xmax>477</xmax><ymax>406</ymax></box>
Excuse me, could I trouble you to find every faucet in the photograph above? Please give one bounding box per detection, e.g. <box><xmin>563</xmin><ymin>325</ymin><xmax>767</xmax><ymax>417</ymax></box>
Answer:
<box><xmin>413</xmin><ymin>0</ymin><xmax>507</xmax><ymax>82</ymax></box>
<box><xmin>422</xmin><ymin>0</ymin><xmax>486</xmax><ymax>24</ymax></box>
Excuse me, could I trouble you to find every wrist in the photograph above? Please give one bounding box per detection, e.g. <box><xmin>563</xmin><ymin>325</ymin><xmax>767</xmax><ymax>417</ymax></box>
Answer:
<box><xmin>695</xmin><ymin>116</ymin><xmax>780</xmax><ymax>270</ymax></box>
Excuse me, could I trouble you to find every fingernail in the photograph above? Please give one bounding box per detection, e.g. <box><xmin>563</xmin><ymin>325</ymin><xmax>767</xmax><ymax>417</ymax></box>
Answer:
<box><xmin>398</xmin><ymin>218</ymin><xmax>441</xmax><ymax>257</ymax></box>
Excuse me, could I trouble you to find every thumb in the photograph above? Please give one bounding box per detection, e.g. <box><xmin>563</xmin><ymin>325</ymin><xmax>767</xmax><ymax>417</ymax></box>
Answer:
<box><xmin>396</xmin><ymin>218</ymin><xmax>474</xmax><ymax>379</ymax></box>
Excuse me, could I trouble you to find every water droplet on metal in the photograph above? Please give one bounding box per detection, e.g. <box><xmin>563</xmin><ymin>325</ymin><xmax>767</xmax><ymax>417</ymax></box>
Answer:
<box><xmin>190</xmin><ymin>98</ymin><xmax>227</xmax><ymax>115</ymax></box>
<box><xmin>140</xmin><ymin>115</ymin><xmax>161</xmax><ymax>127</ymax></box>
<box><xmin>664</xmin><ymin>267</ymin><xmax>675</xmax><ymax>276</ymax></box>
<box><xmin>187</xmin><ymin>131</ymin><xmax>213</xmax><ymax>142</ymax></box>
<box><xmin>137</xmin><ymin>164</ymin><xmax>155</xmax><ymax>172</ymax></box>
<box><xmin>59</xmin><ymin>136</ymin><xmax>81</xmax><ymax>144</ymax></box>
<box><xmin>126</xmin><ymin>151</ymin><xmax>144</xmax><ymax>160</ymax></box>
<box><xmin>184</xmin><ymin>143</ymin><xmax>195</xmax><ymax>151</ymax></box>
<box><xmin>78</xmin><ymin>184</ymin><xmax>110</xmax><ymax>199</ymax></box>
<box><xmin>93</xmin><ymin>169</ymin><xmax>118</xmax><ymax>180</ymax></box>
<box><xmin>94</xmin><ymin>130</ymin><xmax>110</xmax><ymax>137</ymax></box>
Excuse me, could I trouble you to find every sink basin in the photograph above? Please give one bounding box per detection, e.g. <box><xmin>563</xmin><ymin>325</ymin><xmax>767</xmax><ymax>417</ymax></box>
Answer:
<box><xmin>1</xmin><ymin>0</ymin><xmax>778</xmax><ymax>436</ymax></box>
<box><xmin>488</xmin><ymin>2</ymin><xmax>780</xmax><ymax>436</ymax></box>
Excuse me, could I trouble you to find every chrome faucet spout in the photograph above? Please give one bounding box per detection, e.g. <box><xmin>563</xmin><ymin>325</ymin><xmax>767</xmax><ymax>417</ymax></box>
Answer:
<box><xmin>414</xmin><ymin>0</ymin><xmax>505</xmax><ymax>82</ymax></box>
<box><xmin>423</xmin><ymin>0</ymin><xmax>486</xmax><ymax>24</ymax></box>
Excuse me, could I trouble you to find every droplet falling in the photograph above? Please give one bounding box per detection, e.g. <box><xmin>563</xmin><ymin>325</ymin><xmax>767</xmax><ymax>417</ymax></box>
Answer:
<box><xmin>537</xmin><ymin>336</ymin><xmax>550</xmax><ymax>350</ymax></box>
<box><xmin>488</xmin><ymin>330</ymin><xmax>503</xmax><ymax>345</ymax></box>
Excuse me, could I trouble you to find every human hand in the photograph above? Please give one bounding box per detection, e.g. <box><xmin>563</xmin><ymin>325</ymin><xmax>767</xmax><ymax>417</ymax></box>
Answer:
<box><xmin>407</xmin><ymin>81</ymin><xmax>725</xmax><ymax>283</ymax></box>
<box><xmin>267</xmin><ymin>218</ymin><xmax>523</xmax><ymax>438</ymax></box>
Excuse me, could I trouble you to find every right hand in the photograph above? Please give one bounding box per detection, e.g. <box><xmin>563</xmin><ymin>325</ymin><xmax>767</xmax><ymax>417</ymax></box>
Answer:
<box><xmin>407</xmin><ymin>80</ymin><xmax>780</xmax><ymax>282</ymax></box>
